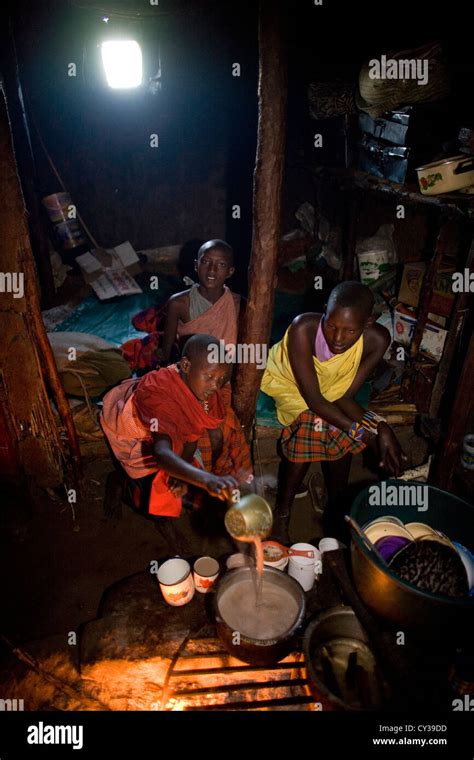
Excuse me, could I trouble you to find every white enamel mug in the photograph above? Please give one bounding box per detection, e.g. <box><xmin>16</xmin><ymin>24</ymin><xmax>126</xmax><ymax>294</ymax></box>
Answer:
<box><xmin>287</xmin><ymin>543</ymin><xmax>322</xmax><ymax>591</ymax></box>
<box><xmin>157</xmin><ymin>558</ymin><xmax>195</xmax><ymax>606</ymax></box>
<box><xmin>193</xmin><ymin>556</ymin><xmax>220</xmax><ymax>593</ymax></box>
<box><xmin>319</xmin><ymin>537</ymin><xmax>345</xmax><ymax>553</ymax></box>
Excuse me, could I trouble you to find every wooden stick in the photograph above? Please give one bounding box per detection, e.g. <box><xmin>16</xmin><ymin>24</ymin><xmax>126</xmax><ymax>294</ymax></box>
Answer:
<box><xmin>21</xmin><ymin>238</ymin><xmax>82</xmax><ymax>479</ymax></box>
<box><xmin>370</xmin><ymin>403</ymin><xmax>417</xmax><ymax>412</ymax></box>
<box><xmin>24</xmin><ymin>92</ymin><xmax>101</xmax><ymax>250</ymax></box>
<box><xmin>0</xmin><ymin>633</ymin><xmax>110</xmax><ymax>710</ymax></box>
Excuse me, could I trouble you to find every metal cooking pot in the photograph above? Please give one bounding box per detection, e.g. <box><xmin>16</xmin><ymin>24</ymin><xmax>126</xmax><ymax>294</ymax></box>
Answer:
<box><xmin>214</xmin><ymin>566</ymin><xmax>306</xmax><ymax>665</ymax></box>
<box><xmin>303</xmin><ymin>606</ymin><xmax>391</xmax><ymax>711</ymax></box>
<box><xmin>416</xmin><ymin>155</ymin><xmax>474</xmax><ymax>195</ymax></box>
<box><xmin>350</xmin><ymin>480</ymin><xmax>474</xmax><ymax>643</ymax></box>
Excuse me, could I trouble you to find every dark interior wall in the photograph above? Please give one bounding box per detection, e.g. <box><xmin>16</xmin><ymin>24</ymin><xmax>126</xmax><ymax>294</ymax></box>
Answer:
<box><xmin>7</xmin><ymin>0</ymin><xmax>474</xmax><ymax>295</ymax></box>
<box><xmin>282</xmin><ymin>2</ymin><xmax>474</xmax><ymax>267</ymax></box>
<box><xmin>12</xmin><ymin>0</ymin><xmax>258</xmax><ymax>264</ymax></box>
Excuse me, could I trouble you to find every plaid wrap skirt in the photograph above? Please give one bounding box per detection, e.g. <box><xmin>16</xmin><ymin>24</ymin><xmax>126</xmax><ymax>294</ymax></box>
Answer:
<box><xmin>280</xmin><ymin>410</ymin><xmax>366</xmax><ymax>463</ymax></box>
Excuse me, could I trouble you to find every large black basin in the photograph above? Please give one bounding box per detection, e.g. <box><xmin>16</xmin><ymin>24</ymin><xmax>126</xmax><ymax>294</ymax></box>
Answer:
<box><xmin>350</xmin><ymin>480</ymin><xmax>474</xmax><ymax>642</ymax></box>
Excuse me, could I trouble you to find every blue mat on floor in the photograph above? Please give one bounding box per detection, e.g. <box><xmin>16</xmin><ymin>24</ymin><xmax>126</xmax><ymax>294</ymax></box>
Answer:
<box><xmin>53</xmin><ymin>276</ymin><xmax>181</xmax><ymax>346</ymax></box>
<box><xmin>53</xmin><ymin>285</ymin><xmax>305</xmax><ymax>348</ymax></box>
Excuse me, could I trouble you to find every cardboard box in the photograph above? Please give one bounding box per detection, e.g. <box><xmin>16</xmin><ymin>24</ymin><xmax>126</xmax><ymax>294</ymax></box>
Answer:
<box><xmin>398</xmin><ymin>262</ymin><xmax>426</xmax><ymax>308</ymax></box>
<box><xmin>429</xmin><ymin>269</ymin><xmax>455</xmax><ymax>318</ymax></box>
<box><xmin>76</xmin><ymin>241</ymin><xmax>142</xmax><ymax>300</ymax></box>
<box><xmin>394</xmin><ymin>305</ymin><xmax>447</xmax><ymax>361</ymax></box>
<box><xmin>427</xmin><ymin>312</ymin><xmax>446</xmax><ymax>327</ymax></box>
<box><xmin>420</xmin><ymin>322</ymin><xmax>448</xmax><ymax>361</ymax></box>
<box><xmin>394</xmin><ymin>307</ymin><xmax>416</xmax><ymax>346</ymax></box>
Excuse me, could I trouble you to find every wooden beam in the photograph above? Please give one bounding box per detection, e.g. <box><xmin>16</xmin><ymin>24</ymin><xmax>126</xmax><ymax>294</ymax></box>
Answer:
<box><xmin>0</xmin><ymin>90</ymin><xmax>81</xmax><ymax>487</ymax></box>
<box><xmin>314</xmin><ymin>168</ymin><xmax>474</xmax><ymax>218</ymax></box>
<box><xmin>429</xmin><ymin>232</ymin><xmax>474</xmax><ymax>416</ymax></box>
<box><xmin>431</xmin><ymin>331</ymin><xmax>474</xmax><ymax>491</ymax></box>
<box><xmin>233</xmin><ymin>0</ymin><xmax>287</xmax><ymax>434</ymax></box>
<box><xmin>342</xmin><ymin>191</ymin><xmax>360</xmax><ymax>281</ymax></box>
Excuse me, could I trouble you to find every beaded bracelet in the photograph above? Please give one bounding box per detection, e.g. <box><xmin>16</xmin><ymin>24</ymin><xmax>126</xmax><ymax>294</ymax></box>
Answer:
<box><xmin>348</xmin><ymin>421</ymin><xmax>365</xmax><ymax>441</ymax></box>
<box><xmin>360</xmin><ymin>410</ymin><xmax>387</xmax><ymax>436</ymax></box>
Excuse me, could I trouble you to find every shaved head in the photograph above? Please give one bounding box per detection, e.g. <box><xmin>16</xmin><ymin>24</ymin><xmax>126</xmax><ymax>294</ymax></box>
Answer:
<box><xmin>322</xmin><ymin>281</ymin><xmax>375</xmax><ymax>354</ymax></box>
<box><xmin>197</xmin><ymin>239</ymin><xmax>234</xmax><ymax>263</ymax></box>
<box><xmin>327</xmin><ymin>281</ymin><xmax>374</xmax><ymax>321</ymax></box>
<box><xmin>181</xmin><ymin>334</ymin><xmax>221</xmax><ymax>365</ymax></box>
<box><xmin>180</xmin><ymin>334</ymin><xmax>228</xmax><ymax>400</ymax></box>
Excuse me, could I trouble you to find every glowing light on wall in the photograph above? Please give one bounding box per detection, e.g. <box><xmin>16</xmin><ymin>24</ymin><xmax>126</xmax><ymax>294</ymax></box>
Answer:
<box><xmin>101</xmin><ymin>40</ymin><xmax>143</xmax><ymax>89</ymax></box>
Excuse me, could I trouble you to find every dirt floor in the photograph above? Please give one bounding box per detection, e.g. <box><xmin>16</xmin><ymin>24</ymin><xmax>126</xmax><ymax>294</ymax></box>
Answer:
<box><xmin>0</xmin><ymin>426</ymin><xmax>428</xmax><ymax>646</ymax></box>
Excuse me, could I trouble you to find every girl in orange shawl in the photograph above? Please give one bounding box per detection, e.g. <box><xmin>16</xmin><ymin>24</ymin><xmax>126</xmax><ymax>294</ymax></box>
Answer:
<box><xmin>101</xmin><ymin>334</ymin><xmax>252</xmax><ymax>519</ymax></box>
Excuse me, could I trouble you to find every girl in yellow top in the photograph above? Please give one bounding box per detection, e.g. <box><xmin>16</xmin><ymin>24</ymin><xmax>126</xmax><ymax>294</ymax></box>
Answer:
<box><xmin>260</xmin><ymin>281</ymin><xmax>407</xmax><ymax>542</ymax></box>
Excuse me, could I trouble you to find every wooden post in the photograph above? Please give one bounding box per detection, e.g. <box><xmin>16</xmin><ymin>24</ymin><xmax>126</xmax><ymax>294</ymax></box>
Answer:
<box><xmin>342</xmin><ymin>191</ymin><xmax>360</xmax><ymax>281</ymax></box>
<box><xmin>431</xmin><ymin>332</ymin><xmax>474</xmax><ymax>491</ymax></box>
<box><xmin>0</xmin><ymin>91</ymin><xmax>81</xmax><ymax>487</ymax></box>
<box><xmin>233</xmin><ymin>0</ymin><xmax>287</xmax><ymax>434</ymax></box>
<box><xmin>429</xmin><ymin>233</ymin><xmax>474</xmax><ymax>416</ymax></box>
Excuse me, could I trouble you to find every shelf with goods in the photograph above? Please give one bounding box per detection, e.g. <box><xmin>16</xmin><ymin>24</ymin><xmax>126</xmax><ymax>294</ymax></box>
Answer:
<box><xmin>312</xmin><ymin>167</ymin><xmax>473</xmax><ymax>490</ymax></box>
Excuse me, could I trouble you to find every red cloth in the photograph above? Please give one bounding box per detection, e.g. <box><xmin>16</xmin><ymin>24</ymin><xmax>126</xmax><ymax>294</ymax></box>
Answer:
<box><xmin>121</xmin><ymin>303</ymin><xmax>169</xmax><ymax>372</ymax></box>
<box><xmin>148</xmin><ymin>469</ymin><xmax>185</xmax><ymax>517</ymax></box>
<box><xmin>132</xmin><ymin>302</ymin><xmax>167</xmax><ymax>333</ymax></box>
<box><xmin>134</xmin><ymin>366</ymin><xmax>228</xmax><ymax>518</ymax></box>
<box><xmin>133</xmin><ymin>366</ymin><xmax>224</xmax><ymax>456</ymax></box>
<box><xmin>134</xmin><ymin>365</ymin><xmax>246</xmax><ymax>517</ymax></box>
<box><xmin>121</xmin><ymin>332</ymin><xmax>165</xmax><ymax>372</ymax></box>
<box><xmin>102</xmin><ymin>366</ymin><xmax>252</xmax><ymax>518</ymax></box>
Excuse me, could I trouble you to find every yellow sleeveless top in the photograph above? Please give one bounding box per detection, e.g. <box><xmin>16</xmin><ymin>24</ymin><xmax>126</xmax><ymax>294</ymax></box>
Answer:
<box><xmin>261</xmin><ymin>326</ymin><xmax>363</xmax><ymax>426</ymax></box>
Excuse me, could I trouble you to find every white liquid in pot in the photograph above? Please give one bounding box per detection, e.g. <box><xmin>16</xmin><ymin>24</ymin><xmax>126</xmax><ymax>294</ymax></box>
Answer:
<box><xmin>218</xmin><ymin>578</ymin><xmax>300</xmax><ymax>640</ymax></box>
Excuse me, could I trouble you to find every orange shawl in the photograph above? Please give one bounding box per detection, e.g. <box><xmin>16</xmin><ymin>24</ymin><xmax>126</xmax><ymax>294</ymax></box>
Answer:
<box><xmin>101</xmin><ymin>367</ymin><xmax>252</xmax><ymax>517</ymax></box>
<box><xmin>177</xmin><ymin>286</ymin><xmax>238</xmax><ymax>347</ymax></box>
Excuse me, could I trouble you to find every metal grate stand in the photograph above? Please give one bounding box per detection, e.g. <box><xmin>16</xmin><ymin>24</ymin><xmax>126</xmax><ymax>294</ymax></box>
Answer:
<box><xmin>161</xmin><ymin>629</ymin><xmax>318</xmax><ymax>711</ymax></box>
